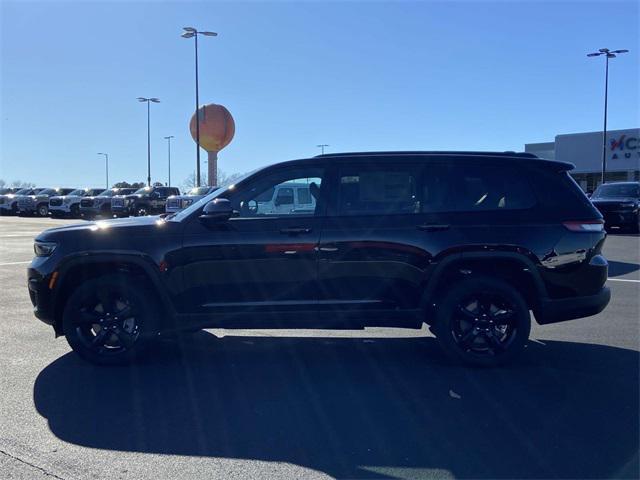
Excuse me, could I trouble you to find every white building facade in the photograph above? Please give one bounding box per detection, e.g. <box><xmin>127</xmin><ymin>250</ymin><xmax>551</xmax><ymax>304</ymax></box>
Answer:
<box><xmin>525</xmin><ymin>128</ymin><xmax>640</xmax><ymax>192</ymax></box>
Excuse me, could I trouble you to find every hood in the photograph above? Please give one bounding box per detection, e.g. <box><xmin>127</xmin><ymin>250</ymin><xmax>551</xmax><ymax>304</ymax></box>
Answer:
<box><xmin>35</xmin><ymin>215</ymin><xmax>175</xmax><ymax>243</ymax></box>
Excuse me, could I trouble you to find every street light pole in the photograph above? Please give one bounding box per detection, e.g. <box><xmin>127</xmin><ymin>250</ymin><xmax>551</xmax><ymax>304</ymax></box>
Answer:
<box><xmin>587</xmin><ymin>48</ymin><xmax>628</xmax><ymax>185</ymax></box>
<box><xmin>316</xmin><ymin>144</ymin><xmax>329</xmax><ymax>155</ymax></box>
<box><xmin>182</xmin><ymin>27</ymin><xmax>217</xmax><ymax>187</ymax></box>
<box><xmin>164</xmin><ymin>136</ymin><xmax>174</xmax><ymax>186</ymax></box>
<box><xmin>137</xmin><ymin>97</ymin><xmax>161</xmax><ymax>186</ymax></box>
<box><xmin>97</xmin><ymin>153</ymin><xmax>109</xmax><ymax>189</ymax></box>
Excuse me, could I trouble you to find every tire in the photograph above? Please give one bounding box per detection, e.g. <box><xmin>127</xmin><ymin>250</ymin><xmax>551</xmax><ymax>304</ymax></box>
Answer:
<box><xmin>70</xmin><ymin>204</ymin><xmax>80</xmax><ymax>218</ymax></box>
<box><xmin>433</xmin><ymin>276</ymin><xmax>531</xmax><ymax>367</ymax></box>
<box><xmin>62</xmin><ymin>274</ymin><xmax>159</xmax><ymax>366</ymax></box>
<box><xmin>134</xmin><ymin>204</ymin><xmax>148</xmax><ymax>216</ymax></box>
<box><xmin>37</xmin><ymin>204</ymin><xmax>49</xmax><ymax>217</ymax></box>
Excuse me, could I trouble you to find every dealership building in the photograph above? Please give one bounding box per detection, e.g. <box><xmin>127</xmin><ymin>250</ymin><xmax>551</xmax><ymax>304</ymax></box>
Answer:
<box><xmin>525</xmin><ymin>128</ymin><xmax>640</xmax><ymax>192</ymax></box>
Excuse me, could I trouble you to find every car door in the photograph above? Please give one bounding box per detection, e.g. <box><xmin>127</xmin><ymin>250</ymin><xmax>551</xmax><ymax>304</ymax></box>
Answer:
<box><xmin>177</xmin><ymin>164</ymin><xmax>326</xmax><ymax>324</ymax></box>
<box><xmin>317</xmin><ymin>160</ymin><xmax>445</xmax><ymax>319</ymax></box>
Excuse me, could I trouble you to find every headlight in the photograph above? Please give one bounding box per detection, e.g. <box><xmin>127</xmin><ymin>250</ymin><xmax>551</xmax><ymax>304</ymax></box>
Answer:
<box><xmin>34</xmin><ymin>241</ymin><xmax>58</xmax><ymax>257</ymax></box>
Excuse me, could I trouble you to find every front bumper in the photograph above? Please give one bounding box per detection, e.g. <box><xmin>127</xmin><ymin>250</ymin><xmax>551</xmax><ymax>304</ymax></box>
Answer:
<box><xmin>602</xmin><ymin>211</ymin><xmax>639</xmax><ymax>227</ymax></box>
<box><xmin>27</xmin><ymin>268</ymin><xmax>56</xmax><ymax>327</ymax></box>
<box><xmin>536</xmin><ymin>286</ymin><xmax>611</xmax><ymax>325</ymax></box>
<box><xmin>49</xmin><ymin>205</ymin><xmax>72</xmax><ymax>214</ymax></box>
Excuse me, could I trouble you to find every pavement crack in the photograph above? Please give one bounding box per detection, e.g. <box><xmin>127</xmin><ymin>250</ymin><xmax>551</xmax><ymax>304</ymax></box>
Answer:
<box><xmin>0</xmin><ymin>448</ymin><xmax>66</xmax><ymax>479</ymax></box>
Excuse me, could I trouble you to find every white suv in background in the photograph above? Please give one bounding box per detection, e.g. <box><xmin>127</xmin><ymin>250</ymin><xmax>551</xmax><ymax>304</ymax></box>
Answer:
<box><xmin>49</xmin><ymin>188</ymin><xmax>104</xmax><ymax>218</ymax></box>
<box><xmin>165</xmin><ymin>186</ymin><xmax>218</xmax><ymax>214</ymax></box>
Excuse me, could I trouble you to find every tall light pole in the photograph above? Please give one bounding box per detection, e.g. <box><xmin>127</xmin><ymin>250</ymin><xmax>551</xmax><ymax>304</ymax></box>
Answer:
<box><xmin>587</xmin><ymin>48</ymin><xmax>629</xmax><ymax>185</ymax></box>
<box><xmin>164</xmin><ymin>136</ymin><xmax>174</xmax><ymax>187</ymax></box>
<box><xmin>137</xmin><ymin>97</ymin><xmax>161</xmax><ymax>186</ymax></box>
<box><xmin>316</xmin><ymin>144</ymin><xmax>329</xmax><ymax>155</ymax></box>
<box><xmin>97</xmin><ymin>153</ymin><xmax>109</xmax><ymax>189</ymax></box>
<box><xmin>181</xmin><ymin>27</ymin><xmax>217</xmax><ymax>187</ymax></box>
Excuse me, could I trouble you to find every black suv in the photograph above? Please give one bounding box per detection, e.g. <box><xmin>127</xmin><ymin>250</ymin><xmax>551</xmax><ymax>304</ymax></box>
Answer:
<box><xmin>590</xmin><ymin>181</ymin><xmax>640</xmax><ymax>232</ymax></box>
<box><xmin>110</xmin><ymin>186</ymin><xmax>180</xmax><ymax>217</ymax></box>
<box><xmin>28</xmin><ymin>152</ymin><xmax>610</xmax><ymax>366</ymax></box>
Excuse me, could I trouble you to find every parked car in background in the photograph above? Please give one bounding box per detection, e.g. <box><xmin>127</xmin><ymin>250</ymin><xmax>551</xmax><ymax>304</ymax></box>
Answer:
<box><xmin>18</xmin><ymin>188</ymin><xmax>74</xmax><ymax>217</ymax></box>
<box><xmin>0</xmin><ymin>187</ymin><xmax>19</xmax><ymax>195</ymax></box>
<box><xmin>0</xmin><ymin>188</ymin><xmax>35</xmax><ymax>215</ymax></box>
<box><xmin>29</xmin><ymin>151</ymin><xmax>610</xmax><ymax>367</ymax></box>
<box><xmin>49</xmin><ymin>188</ymin><xmax>104</xmax><ymax>218</ymax></box>
<box><xmin>590</xmin><ymin>181</ymin><xmax>640</xmax><ymax>232</ymax></box>
<box><xmin>80</xmin><ymin>187</ymin><xmax>137</xmax><ymax>219</ymax></box>
<box><xmin>165</xmin><ymin>186</ymin><xmax>218</xmax><ymax>214</ymax></box>
<box><xmin>111</xmin><ymin>186</ymin><xmax>180</xmax><ymax>217</ymax></box>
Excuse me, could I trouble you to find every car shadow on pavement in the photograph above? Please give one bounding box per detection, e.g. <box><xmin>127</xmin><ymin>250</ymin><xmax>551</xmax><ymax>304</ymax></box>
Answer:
<box><xmin>609</xmin><ymin>260</ymin><xmax>640</xmax><ymax>277</ymax></box>
<box><xmin>34</xmin><ymin>334</ymin><xmax>639</xmax><ymax>479</ymax></box>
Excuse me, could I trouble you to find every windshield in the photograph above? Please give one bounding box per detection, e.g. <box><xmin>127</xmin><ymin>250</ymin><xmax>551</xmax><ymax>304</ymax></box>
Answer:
<box><xmin>67</xmin><ymin>189</ymin><xmax>85</xmax><ymax>196</ymax></box>
<box><xmin>97</xmin><ymin>189</ymin><xmax>114</xmax><ymax>197</ymax></box>
<box><xmin>188</xmin><ymin>186</ymin><xmax>211</xmax><ymax>196</ymax></box>
<box><xmin>134</xmin><ymin>187</ymin><xmax>152</xmax><ymax>195</ymax></box>
<box><xmin>593</xmin><ymin>184</ymin><xmax>640</xmax><ymax>199</ymax></box>
<box><xmin>14</xmin><ymin>188</ymin><xmax>30</xmax><ymax>195</ymax></box>
<box><xmin>168</xmin><ymin>170</ymin><xmax>260</xmax><ymax>222</ymax></box>
<box><xmin>38</xmin><ymin>188</ymin><xmax>56</xmax><ymax>195</ymax></box>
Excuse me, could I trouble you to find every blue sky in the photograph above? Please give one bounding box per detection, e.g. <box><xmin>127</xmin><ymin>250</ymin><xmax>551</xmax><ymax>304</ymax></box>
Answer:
<box><xmin>1</xmin><ymin>1</ymin><xmax>638</xmax><ymax>188</ymax></box>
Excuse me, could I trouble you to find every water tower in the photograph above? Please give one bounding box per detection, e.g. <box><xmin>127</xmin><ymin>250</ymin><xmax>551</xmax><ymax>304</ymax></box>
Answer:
<box><xmin>190</xmin><ymin>103</ymin><xmax>235</xmax><ymax>186</ymax></box>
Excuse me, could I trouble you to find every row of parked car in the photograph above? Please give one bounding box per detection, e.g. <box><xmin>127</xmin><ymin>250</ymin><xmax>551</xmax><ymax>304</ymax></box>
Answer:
<box><xmin>0</xmin><ymin>185</ymin><xmax>218</xmax><ymax>219</ymax></box>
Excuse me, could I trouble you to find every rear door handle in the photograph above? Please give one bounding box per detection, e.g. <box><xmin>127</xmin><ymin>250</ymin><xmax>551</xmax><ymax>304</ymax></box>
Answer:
<box><xmin>416</xmin><ymin>224</ymin><xmax>450</xmax><ymax>232</ymax></box>
<box><xmin>280</xmin><ymin>227</ymin><xmax>312</xmax><ymax>235</ymax></box>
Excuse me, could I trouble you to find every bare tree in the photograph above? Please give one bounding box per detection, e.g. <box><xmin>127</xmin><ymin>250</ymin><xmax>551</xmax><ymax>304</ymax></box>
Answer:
<box><xmin>182</xmin><ymin>168</ymin><xmax>243</xmax><ymax>191</ymax></box>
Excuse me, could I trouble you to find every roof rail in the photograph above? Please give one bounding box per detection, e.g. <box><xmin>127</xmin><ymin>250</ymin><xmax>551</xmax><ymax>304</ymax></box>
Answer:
<box><xmin>315</xmin><ymin>150</ymin><xmax>539</xmax><ymax>159</ymax></box>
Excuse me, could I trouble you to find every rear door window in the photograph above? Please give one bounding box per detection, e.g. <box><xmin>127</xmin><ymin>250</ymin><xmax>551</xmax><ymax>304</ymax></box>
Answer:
<box><xmin>423</xmin><ymin>164</ymin><xmax>536</xmax><ymax>212</ymax></box>
<box><xmin>336</xmin><ymin>165</ymin><xmax>420</xmax><ymax>216</ymax></box>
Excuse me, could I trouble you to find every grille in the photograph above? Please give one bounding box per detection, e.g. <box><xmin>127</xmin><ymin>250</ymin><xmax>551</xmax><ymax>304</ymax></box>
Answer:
<box><xmin>167</xmin><ymin>198</ymin><xmax>180</xmax><ymax>208</ymax></box>
<box><xmin>0</xmin><ymin>198</ymin><xmax>5</xmax><ymax>205</ymax></box>
<box><xmin>49</xmin><ymin>198</ymin><xmax>62</xmax><ymax>206</ymax></box>
<box><xmin>112</xmin><ymin>198</ymin><xmax>124</xmax><ymax>208</ymax></box>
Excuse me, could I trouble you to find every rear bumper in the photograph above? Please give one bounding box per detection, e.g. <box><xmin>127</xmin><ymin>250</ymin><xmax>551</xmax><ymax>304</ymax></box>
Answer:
<box><xmin>536</xmin><ymin>286</ymin><xmax>611</xmax><ymax>325</ymax></box>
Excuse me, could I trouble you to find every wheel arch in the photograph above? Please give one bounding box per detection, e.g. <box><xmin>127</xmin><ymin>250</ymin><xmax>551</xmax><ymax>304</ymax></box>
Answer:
<box><xmin>51</xmin><ymin>253</ymin><xmax>175</xmax><ymax>335</ymax></box>
<box><xmin>421</xmin><ymin>251</ymin><xmax>548</xmax><ymax>321</ymax></box>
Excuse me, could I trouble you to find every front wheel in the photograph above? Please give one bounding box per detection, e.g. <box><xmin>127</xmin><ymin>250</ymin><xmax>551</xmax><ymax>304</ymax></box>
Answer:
<box><xmin>62</xmin><ymin>275</ymin><xmax>158</xmax><ymax>365</ymax></box>
<box><xmin>433</xmin><ymin>276</ymin><xmax>531</xmax><ymax>367</ymax></box>
<box><xmin>37</xmin><ymin>204</ymin><xmax>49</xmax><ymax>217</ymax></box>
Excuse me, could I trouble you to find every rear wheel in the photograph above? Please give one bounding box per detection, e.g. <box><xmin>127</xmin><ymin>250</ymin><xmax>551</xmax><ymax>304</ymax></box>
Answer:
<box><xmin>70</xmin><ymin>204</ymin><xmax>80</xmax><ymax>218</ymax></box>
<box><xmin>134</xmin><ymin>204</ymin><xmax>148</xmax><ymax>216</ymax></box>
<box><xmin>62</xmin><ymin>275</ymin><xmax>158</xmax><ymax>365</ymax></box>
<box><xmin>433</xmin><ymin>276</ymin><xmax>531</xmax><ymax>367</ymax></box>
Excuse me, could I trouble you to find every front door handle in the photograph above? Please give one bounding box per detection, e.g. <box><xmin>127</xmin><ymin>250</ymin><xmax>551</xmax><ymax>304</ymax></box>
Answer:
<box><xmin>416</xmin><ymin>224</ymin><xmax>450</xmax><ymax>232</ymax></box>
<box><xmin>280</xmin><ymin>227</ymin><xmax>312</xmax><ymax>235</ymax></box>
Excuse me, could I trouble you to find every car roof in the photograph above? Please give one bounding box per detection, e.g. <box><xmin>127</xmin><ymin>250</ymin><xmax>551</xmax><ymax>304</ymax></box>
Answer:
<box><xmin>270</xmin><ymin>151</ymin><xmax>574</xmax><ymax>171</ymax></box>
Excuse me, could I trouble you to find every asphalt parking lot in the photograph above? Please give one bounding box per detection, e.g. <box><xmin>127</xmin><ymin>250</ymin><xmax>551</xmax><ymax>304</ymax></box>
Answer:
<box><xmin>0</xmin><ymin>216</ymin><xmax>638</xmax><ymax>480</ymax></box>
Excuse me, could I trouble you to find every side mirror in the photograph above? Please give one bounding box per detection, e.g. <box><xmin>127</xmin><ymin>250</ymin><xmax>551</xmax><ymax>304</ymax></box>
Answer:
<box><xmin>199</xmin><ymin>198</ymin><xmax>233</xmax><ymax>223</ymax></box>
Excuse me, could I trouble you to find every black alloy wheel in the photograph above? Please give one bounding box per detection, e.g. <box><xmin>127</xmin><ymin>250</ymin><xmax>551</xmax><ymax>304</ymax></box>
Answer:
<box><xmin>434</xmin><ymin>276</ymin><xmax>531</xmax><ymax>367</ymax></box>
<box><xmin>63</xmin><ymin>275</ymin><xmax>157</xmax><ymax>365</ymax></box>
<box><xmin>135</xmin><ymin>205</ymin><xmax>148</xmax><ymax>216</ymax></box>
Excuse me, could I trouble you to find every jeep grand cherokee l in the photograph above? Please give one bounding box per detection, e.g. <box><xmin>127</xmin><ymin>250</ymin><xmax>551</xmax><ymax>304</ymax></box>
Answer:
<box><xmin>28</xmin><ymin>151</ymin><xmax>610</xmax><ymax>366</ymax></box>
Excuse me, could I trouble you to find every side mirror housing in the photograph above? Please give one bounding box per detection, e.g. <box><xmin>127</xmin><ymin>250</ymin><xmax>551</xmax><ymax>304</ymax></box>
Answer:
<box><xmin>199</xmin><ymin>198</ymin><xmax>233</xmax><ymax>223</ymax></box>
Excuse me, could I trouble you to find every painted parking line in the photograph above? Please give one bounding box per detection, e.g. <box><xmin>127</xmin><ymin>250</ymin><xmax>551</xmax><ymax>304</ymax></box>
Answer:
<box><xmin>608</xmin><ymin>278</ymin><xmax>640</xmax><ymax>283</ymax></box>
<box><xmin>0</xmin><ymin>261</ymin><xmax>31</xmax><ymax>266</ymax></box>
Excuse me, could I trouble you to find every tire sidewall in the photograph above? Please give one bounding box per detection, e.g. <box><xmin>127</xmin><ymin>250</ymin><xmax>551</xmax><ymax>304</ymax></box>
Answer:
<box><xmin>434</xmin><ymin>276</ymin><xmax>531</xmax><ymax>367</ymax></box>
<box><xmin>62</xmin><ymin>274</ymin><xmax>156</xmax><ymax>365</ymax></box>
<box><xmin>38</xmin><ymin>204</ymin><xmax>48</xmax><ymax>217</ymax></box>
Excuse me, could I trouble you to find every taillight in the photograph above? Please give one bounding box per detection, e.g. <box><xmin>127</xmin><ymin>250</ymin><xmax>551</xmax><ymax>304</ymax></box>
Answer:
<box><xmin>562</xmin><ymin>220</ymin><xmax>605</xmax><ymax>232</ymax></box>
